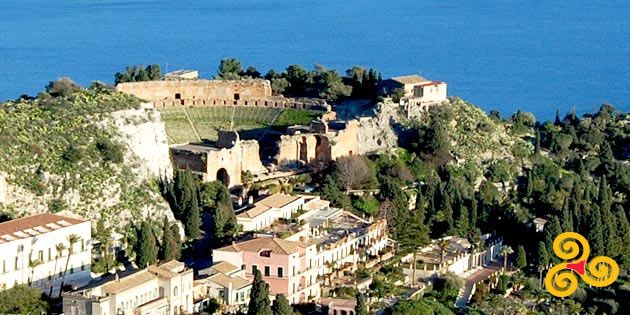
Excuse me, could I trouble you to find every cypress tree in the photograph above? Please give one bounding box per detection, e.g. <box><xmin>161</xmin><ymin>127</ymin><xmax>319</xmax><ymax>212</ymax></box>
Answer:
<box><xmin>470</xmin><ymin>197</ymin><xmax>478</xmax><ymax>229</ymax></box>
<box><xmin>159</xmin><ymin>218</ymin><xmax>180</xmax><ymax>261</ymax></box>
<box><xmin>185</xmin><ymin>191</ymin><xmax>201</xmax><ymax>239</ymax></box>
<box><xmin>136</xmin><ymin>221</ymin><xmax>158</xmax><ymax>268</ymax></box>
<box><xmin>271</xmin><ymin>294</ymin><xmax>293</xmax><ymax>315</ymax></box>
<box><xmin>536</xmin><ymin>242</ymin><xmax>549</xmax><ymax>285</ymax></box>
<box><xmin>456</xmin><ymin>205</ymin><xmax>470</xmax><ymax>237</ymax></box>
<box><xmin>355</xmin><ymin>293</ymin><xmax>369</xmax><ymax>315</ymax></box>
<box><xmin>544</xmin><ymin>216</ymin><xmax>563</xmax><ymax>263</ymax></box>
<box><xmin>170</xmin><ymin>223</ymin><xmax>182</xmax><ymax>260</ymax></box>
<box><xmin>248</xmin><ymin>270</ymin><xmax>272</xmax><ymax>315</ymax></box>
<box><xmin>515</xmin><ymin>245</ymin><xmax>527</xmax><ymax>269</ymax></box>
<box><xmin>535</xmin><ymin>129</ymin><xmax>541</xmax><ymax>154</ymax></box>
<box><xmin>415</xmin><ymin>189</ymin><xmax>426</xmax><ymax>224</ymax></box>
<box><xmin>526</xmin><ymin>171</ymin><xmax>534</xmax><ymax>198</ymax></box>
<box><xmin>587</xmin><ymin>209</ymin><xmax>605</xmax><ymax>257</ymax></box>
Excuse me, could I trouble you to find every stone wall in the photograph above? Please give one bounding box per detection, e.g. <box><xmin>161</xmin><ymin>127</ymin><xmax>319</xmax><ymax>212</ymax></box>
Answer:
<box><xmin>116</xmin><ymin>79</ymin><xmax>272</xmax><ymax>102</ymax></box>
<box><xmin>275</xmin><ymin>120</ymin><xmax>360</xmax><ymax>167</ymax></box>
<box><xmin>170</xmin><ymin>133</ymin><xmax>266</xmax><ymax>188</ymax></box>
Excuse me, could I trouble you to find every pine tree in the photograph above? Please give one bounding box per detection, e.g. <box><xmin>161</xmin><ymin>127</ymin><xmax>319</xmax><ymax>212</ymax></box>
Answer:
<box><xmin>515</xmin><ymin>245</ymin><xmax>527</xmax><ymax>269</ymax></box>
<box><xmin>248</xmin><ymin>270</ymin><xmax>272</xmax><ymax>315</ymax></box>
<box><xmin>136</xmin><ymin>221</ymin><xmax>158</xmax><ymax>268</ymax></box>
<box><xmin>355</xmin><ymin>293</ymin><xmax>369</xmax><ymax>315</ymax></box>
<box><xmin>271</xmin><ymin>294</ymin><xmax>293</xmax><ymax>315</ymax></box>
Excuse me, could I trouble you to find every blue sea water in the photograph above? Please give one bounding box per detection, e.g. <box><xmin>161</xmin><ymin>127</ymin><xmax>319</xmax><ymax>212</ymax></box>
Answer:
<box><xmin>1</xmin><ymin>0</ymin><xmax>629</xmax><ymax>121</ymax></box>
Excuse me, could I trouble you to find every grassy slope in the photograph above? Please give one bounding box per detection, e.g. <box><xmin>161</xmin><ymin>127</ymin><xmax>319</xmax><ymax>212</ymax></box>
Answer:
<box><xmin>0</xmin><ymin>88</ymin><xmax>166</xmax><ymax>220</ymax></box>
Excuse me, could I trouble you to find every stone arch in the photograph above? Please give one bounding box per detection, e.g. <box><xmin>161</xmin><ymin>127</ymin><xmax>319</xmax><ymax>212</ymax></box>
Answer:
<box><xmin>217</xmin><ymin>168</ymin><xmax>230</xmax><ymax>187</ymax></box>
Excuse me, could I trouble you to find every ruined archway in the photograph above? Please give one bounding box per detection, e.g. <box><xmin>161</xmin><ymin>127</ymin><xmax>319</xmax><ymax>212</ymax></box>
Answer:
<box><xmin>217</xmin><ymin>168</ymin><xmax>230</xmax><ymax>187</ymax></box>
<box><xmin>299</xmin><ymin>136</ymin><xmax>308</xmax><ymax>164</ymax></box>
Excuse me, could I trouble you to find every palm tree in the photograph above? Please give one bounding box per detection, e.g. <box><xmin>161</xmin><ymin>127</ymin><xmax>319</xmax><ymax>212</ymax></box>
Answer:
<box><xmin>501</xmin><ymin>245</ymin><xmax>514</xmax><ymax>274</ymax></box>
<box><xmin>28</xmin><ymin>258</ymin><xmax>42</xmax><ymax>286</ymax></box>
<box><xmin>49</xmin><ymin>243</ymin><xmax>65</xmax><ymax>297</ymax></box>
<box><xmin>58</xmin><ymin>234</ymin><xmax>81</xmax><ymax>298</ymax></box>
<box><xmin>438</xmin><ymin>239</ymin><xmax>450</xmax><ymax>266</ymax></box>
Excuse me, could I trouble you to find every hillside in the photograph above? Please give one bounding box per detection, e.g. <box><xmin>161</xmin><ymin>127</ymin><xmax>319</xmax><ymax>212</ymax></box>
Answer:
<box><xmin>0</xmin><ymin>87</ymin><xmax>173</xmax><ymax>226</ymax></box>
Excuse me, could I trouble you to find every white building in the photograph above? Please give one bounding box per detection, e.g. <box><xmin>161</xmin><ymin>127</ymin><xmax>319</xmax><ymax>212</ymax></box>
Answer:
<box><xmin>0</xmin><ymin>213</ymin><xmax>92</xmax><ymax>294</ymax></box>
<box><xmin>236</xmin><ymin>194</ymin><xmax>307</xmax><ymax>231</ymax></box>
<box><xmin>295</xmin><ymin>208</ymin><xmax>388</xmax><ymax>276</ymax></box>
<box><xmin>63</xmin><ymin>260</ymin><xmax>194</xmax><ymax>315</ymax></box>
<box><xmin>194</xmin><ymin>261</ymin><xmax>252</xmax><ymax>312</ymax></box>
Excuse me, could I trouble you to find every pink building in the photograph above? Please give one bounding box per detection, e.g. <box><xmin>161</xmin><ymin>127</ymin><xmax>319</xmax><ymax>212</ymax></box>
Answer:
<box><xmin>213</xmin><ymin>237</ymin><xmax>321</xmax><ymax>304</ymax></box>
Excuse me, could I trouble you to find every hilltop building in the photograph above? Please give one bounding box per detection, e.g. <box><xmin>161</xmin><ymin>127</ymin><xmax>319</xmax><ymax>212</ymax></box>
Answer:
<box><xmin>62</xmin><ymin>260</ymin><xmax>193</xmax><ymax>315</ymax></box>
<box><xmin>0</xmin><ymin>213</ymin><xmax>92</xmax><ymax>294</ymax></box>
<box><xmin>379</xmin><ymin>75</ymin><xmax>447</xmax><ymax>112</ymax></box>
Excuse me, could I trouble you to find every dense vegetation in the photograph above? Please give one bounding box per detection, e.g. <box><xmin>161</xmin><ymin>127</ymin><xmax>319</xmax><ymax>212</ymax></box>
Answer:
<box><xmin>114</xmin><ymin>64</ymin><xmax>162</xmax><ymax>84</ymax></box>
<box><xmin>0</xmin><ymin>80</ymin><xmax>166</xmax><ymax>221</ymax></box>
<box><xmin>217</xmin><ymin>58</ymin><xmax>382</xmax><ymax>101</ymax></box>
<box><xmin>320</xmin><ymin>100</ymin><xmax>630</xmax><ymax>314</ymax></box>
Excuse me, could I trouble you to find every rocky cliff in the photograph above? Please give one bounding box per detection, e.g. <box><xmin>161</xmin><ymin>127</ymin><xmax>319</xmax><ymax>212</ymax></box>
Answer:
<box><xmin>0</xmin><ymin>89</ymin><xmax>174</xmax><ymax>227</ymax></box>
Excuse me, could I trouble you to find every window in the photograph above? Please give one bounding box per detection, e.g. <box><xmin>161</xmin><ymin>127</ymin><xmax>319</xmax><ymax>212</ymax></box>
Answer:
<box><xmin>2</xmin><ymin>260</ymin><xmax>5</xmax><ymax>273</ymax></box>
<box><xmin>241</xmin><ymin>264</ymin><xmax>246</xmax><ymax>270</ymax></box>
<box><xmin>70</xmin><ymin>265</ymin><xmax>74</xmax><ymax>274</ymax></box>
<box><xmin>252</xmin><ymin>265</ymin><xmax>257</xmax><ymax>275</ymax></box>
<box><xmin>14</xmin><ymin>257</ymin><xmax>18</xmax><ymax>270</ymax></box>
<box><xmin>260</xmin><ymin>250</ymin><xmax>271</xmax><ymax>257</ymax></box>
<box><xmin>264</xmin><ymin>266</ymin><xmax>270</xmax><ymax>277</ymax></box>
<box><xmin>48</xmin><ymin>248</ymin><xmax>51</xmax><ymax>261</ymax></box>
<box><xmin>293</xmin><ymin>283</ymin><xmax>296</xmax><ymax>293</ymax></box>
<box><xmin>293</xmin><ymin>266</ymin><xmax>296</xmax><ymax>276</ymax></box>
<box><xmin>175</xmin><ymin>93</ymin><xmax>181</xmax><ymax>100</ymax></box>
<box><xmin>277</xmin><ymin>267</ymin><xmax>283</xmax><ymax>278</ymax></box>
<box><xmin>174</xmin><ymin>286</ymin><xmax>179</xmax><ymax>296</ymax></box>
<box><xmin>38</xmin><ymin>250</ymin><xmax>43</xmax><ymax>261</ymax></box>
<box><xmin>81</xmin><ymin>241</ymin><xmax>85</xmax><ymax>252</ymax></box>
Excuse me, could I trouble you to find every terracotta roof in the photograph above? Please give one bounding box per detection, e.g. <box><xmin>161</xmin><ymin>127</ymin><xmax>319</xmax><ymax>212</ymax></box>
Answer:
<box><xmin>211</xmin><ymin>261</ymin><xmax>240</xmax><ymax>275</ymax></box>
<box><xmin>390</xmin><ymin>75</ymin><xmax>429</xmax><ymax>85</ymax></box>
<box><xmin>0</xmin><ymin>213</ymin><xmax>87</xmax><ymax>244</ymax></box>
<box><xmin>216</xmin><ymin>237</ymin><xmax>303</xmax><ymax>255</ymax></box>
<box><xmin>102</xmin><ymin>270</ymin><xmax>157</xmax><ymax>294</ymax></box>
<box><xmin>208</xmin><ymin>273</ymin><xmax>251</xmax><ymax>290</ymax></box>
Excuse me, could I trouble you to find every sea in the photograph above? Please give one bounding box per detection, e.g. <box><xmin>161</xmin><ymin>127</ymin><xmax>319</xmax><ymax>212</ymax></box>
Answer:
<box><xmin>1</xmin><ymin>0</ymin><xmax>629</xmax><ymax>121</ymax></box>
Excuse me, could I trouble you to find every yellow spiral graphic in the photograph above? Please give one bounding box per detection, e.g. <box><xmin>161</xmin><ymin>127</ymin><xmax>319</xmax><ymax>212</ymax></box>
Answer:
<box><xmin>583</xmin><ymin>256</ymin><xmax>619</xmax><ymax>287</ymax></box>
<box><xmin>545</xmin><ymin>232</ymin><xmax>619</xmax><ymax>297</ymax></box>
<box><xmin>545</xmin><ymin>264</ymin><xmax>579</xmax><ymax>298</ymax></box>
<box><xmin>552</xmin><ymin>232</ymin><xmax>589</xmax><ymax>262</ymax></box>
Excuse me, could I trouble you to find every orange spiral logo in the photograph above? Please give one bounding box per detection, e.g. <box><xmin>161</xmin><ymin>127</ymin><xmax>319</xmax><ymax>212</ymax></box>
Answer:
<box><xmin>545</xmin><ymin>232</ymin><xmax>619</xmax><ymax>297</ymax></box>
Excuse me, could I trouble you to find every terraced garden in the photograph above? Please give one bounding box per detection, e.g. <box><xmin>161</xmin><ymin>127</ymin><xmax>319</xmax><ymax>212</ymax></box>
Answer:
<box><xmin>158</xmin><ymin>106</ymin><xmax>324</xmax><ymax>144</ymax></box>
